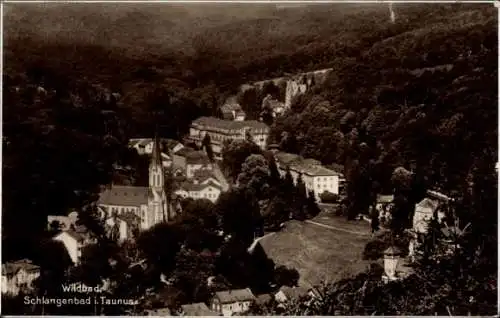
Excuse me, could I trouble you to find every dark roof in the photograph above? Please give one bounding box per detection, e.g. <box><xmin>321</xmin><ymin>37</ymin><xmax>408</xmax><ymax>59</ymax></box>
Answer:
<box><xmin>185</xmin><ymin>151</ymin><xmax>211</xmax><ymax>165</ymax></box>
<box><xmin>384</xmin><ymin>246</ymin><xmax>402</xmax><ymax>256</ymax></box>
<box><xmin>255</xmin><ymin>294</ymin><xmax>272</xmax><ymax>305</ymax></box>
<box><xmin>181</xmin><ymin>303</ymin><xmax>220</xmax><ymax>316</ymax></box>
<box><xmin>151</xmin><ymin>136</ymin><xmax>162</xmax><ymax>167</ymax></box>
<box><xmin>98</xmin><ymin>185</ymin><xmax>150</xmax><ymax>207</ymax></box>
<box><xmin>192</xmin><ymin>116</ymin><xmax>269</xmax><ymax>132</ymax></box>
<box><xmin>2</xmin><ymin>259</ymin><xmax>40</xmax><ymax>276</ymax></box>
<box><xmin>179</xmin><ymin>180</ymin><xmax>222</xmax><ymax>192</ymax></box>
<box><xmin>275</xmin><ymin>152</ymin><xmax>342</xmax><ymax>177</ymax></box>
<box><xmin>145</xmin><ymin>308</ymin><xmax>171</xmax><ymax>316</ymax></box>
<box><xmin>174</xmin><ymin>147</ymin><xmax>196</xmax><ymax>158</ymax></box>
<box><xmin>193</xmin><ymin>169</ymin><xmax>218</xmax><ymax>182</ymax></box>
<box><xmin>214</xmin><ymin>288</ymin><xmax>256</xmax><ymax>304</ymax></box>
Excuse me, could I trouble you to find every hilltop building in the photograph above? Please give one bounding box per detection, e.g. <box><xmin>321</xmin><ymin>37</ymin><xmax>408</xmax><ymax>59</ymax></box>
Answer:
<box><xmin>188</xmin><ymin>117</ymin><xmax>269</xmax><ymax>159</ymax></box>
<box><xmin>220</xmin><ymin>96</ymin><xmax>246</xmax><ymax>121</ymax></box>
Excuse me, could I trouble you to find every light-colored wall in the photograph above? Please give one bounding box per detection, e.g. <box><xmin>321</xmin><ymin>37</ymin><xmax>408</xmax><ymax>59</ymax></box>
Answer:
<box><xmin>187</xmin><ymin>163</ymin><xmax>211</xmax><ymax>179</ymax></box>
<box><xmin>220</xmin><ymin>301</ymin><xmax>252</xmax><ymax>316</ymax></box>
<box><xmin>53</xmin><ymin>232</ymin><xmax>80</xmax><ymax>264</ymax></box>
<box><xmin>274</xmin><ymin>290</ymin><xmax>287</xmax><ymax>303</ymax></box>
<box><xmin>312</xmin><ymin>175</ymin><xmax>339</xmax><ymax>200</ymax></box>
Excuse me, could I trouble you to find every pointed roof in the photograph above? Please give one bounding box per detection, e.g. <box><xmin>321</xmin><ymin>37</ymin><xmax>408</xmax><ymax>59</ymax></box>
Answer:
<box><xmin>151</xmin><ymin>134</ymin><xmax>162</xmax><ymax>167</ymax></box>
<box><xmin>383</xmin><ymin>246</ymin><xmax>402</xmax><ymax>256</ymax></box>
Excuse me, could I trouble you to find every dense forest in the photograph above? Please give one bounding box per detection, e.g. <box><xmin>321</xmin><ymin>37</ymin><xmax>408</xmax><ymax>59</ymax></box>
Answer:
<box><xmin>2</xmin><ymin>2</ymin><xmax>497</xmax><ymax>315</ymax></box>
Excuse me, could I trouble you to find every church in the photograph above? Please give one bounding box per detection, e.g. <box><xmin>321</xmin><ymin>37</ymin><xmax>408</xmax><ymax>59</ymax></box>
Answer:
<box><xmin>97</xmin><ymin>137</ymin><xmax>175</xmax><ymax>237</ymax></box>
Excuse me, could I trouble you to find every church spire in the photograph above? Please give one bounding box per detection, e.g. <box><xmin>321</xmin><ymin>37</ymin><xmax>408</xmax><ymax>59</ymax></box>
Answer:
<box><xmin>151</xmin><ymin>129</ymin><xmax>162</xmax><ymax>168</ymax></box>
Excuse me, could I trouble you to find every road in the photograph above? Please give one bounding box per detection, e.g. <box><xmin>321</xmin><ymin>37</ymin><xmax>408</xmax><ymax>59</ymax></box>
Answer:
<box><xmin>305</xmin><ymin>220</ymin><xmax>371</xmax><ymax>236</ymax></box>
<box><xmin>247</xmin><ymin>232</ymin><xmax>276</xmax><ymax>253</ymax></box>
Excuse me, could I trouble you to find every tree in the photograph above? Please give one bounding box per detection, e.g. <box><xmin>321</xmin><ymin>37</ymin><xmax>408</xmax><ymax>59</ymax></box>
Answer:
<box><xmin>221</xmin><ymin>139</ymin><xmax>263</xmax><ymax>182</ymax></box>
<box><xmin>236</xmin><ymin>154</ymin><xmax>271</xmax><ymax>199</ymax></box>
<box><xmin>274</xmin><ymin>265</ymin><xmax>300</xmax><ymax>287</ymax></box>
<box><xmin>202</xmin><ymin>133</ymin><xmax>214</xmax><ymax>162</ymax></box>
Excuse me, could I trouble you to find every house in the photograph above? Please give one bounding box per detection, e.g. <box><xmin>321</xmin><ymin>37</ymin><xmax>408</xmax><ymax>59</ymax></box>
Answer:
<box><xmin>188</xmin><ymin>117</ymin><xmax>269</xmax><ymax>159</ymax></box>
<box><xmin>144</xmin><ymin>308</ymin><xmax>171</xmax><ymax>316</ymax></box>
<box><xmin>47</xmin><ymin>215</ymin><xmax>73</xmax><ymax>231</ymax></box>
<box><xmin>274</xmin><ymin>286</ymin><xmax>311</xmax><ymax>303</ymax></box>
<box><xmin>274</xmin><ymin>151</ymin><xmax>345</xmax><ymax>200</ymax></box>
<box><xmin>193</xmin><ymin>169</ymin><xmax>222</xmax><ymax>187</ymax></box>
<box><xmin>255</xmin><ymin>293</ymin><xmax>272</xmax><ymax>306</ymax></box>
<box><xmin>211</xmin><ymin>288</ymin><xmax>256</xmax><ymax>316</ymax></box>
<box><xmin>98</xmin><ymin>137</ymin><xmax>174</xmax><ymax>230</ymax></box>
<box><xmin>220</xmin><ymin>96</ymin><xmax>246</xmax><ymax>121</ymax></box>
<box><xmin>262</xmin><ymin>94</ymin><xmax>286</xmax><ymax>117</ymax></box>
<box><xmin>172</xmin><ymin>148</ymin><xmax>213</xmax><ymax>178</ymax></box>
<box><xmin>375</xmin><ymin>194</ymin><xmax>394</xmax><ymax>220</ymax></box>
<box><xmin>105</xmin><ymin>212</ymin><xmax>140</xmax><ymax>243</ymax></box>
<box><xmin>180</xmin><ymin>302</ymin><xmax>221</xmax><ymax>316</ymax></box>
<box><xmin>175</xmin><ymin>180</ymin><xmax>222</xmax><ymax>203</ymax></box>
<box><xmin>1</xmin><ymin>259</ymin><xmax>40</xmax><ymax>296</ymax></box>
<box><xmin>53</xmin><ymin>230</ymin><xmax>89</xmax><ymax>264</ymax></box>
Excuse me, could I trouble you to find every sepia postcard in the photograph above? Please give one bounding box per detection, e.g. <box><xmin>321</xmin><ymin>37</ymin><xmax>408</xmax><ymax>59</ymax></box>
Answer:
<box><xmin>1</xmin><ymin>1</ymin><xmax>498</xmax><ymax>316</ymax></box>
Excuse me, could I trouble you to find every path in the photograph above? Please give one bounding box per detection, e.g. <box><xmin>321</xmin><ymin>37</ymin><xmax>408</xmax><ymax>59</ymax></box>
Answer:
<box><xmin>305</xmin><ymin>220</ymin><xmax>371</xmax><ymax>236</ymax></box>
<box><xmin>247</xmin><ymin>232</ymin><xmax>276</xmax><ymax>253</ymax></box>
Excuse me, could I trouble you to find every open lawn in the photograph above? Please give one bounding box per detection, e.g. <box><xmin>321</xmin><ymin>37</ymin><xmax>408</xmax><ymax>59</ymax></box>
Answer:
<box><xmin>259</xmin><ymin>218</ymin><xmax>372</xmax><ymax>288</ymax></box>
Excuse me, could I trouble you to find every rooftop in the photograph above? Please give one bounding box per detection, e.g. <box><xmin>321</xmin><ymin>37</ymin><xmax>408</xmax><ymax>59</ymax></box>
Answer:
<box><xmin>2</xmin><ymin>259</ymin><xmax>40</xmax><ymax>276</ymax></box>
<box><xmin>98</xmin><ymin>185</ymin><xmax>150</xmax><ymax>207</ymax></box>
<box><xmin>214</xmin><ymin>288</ymin><xmax>256</xmax><ymax>304</ymax></box>
<box><xmin>278</xmin><ymin>286</ymin><xmax>310</xmax><ymax>301</ymax></box>
<box><xmin>178</xmin><ymin>180</ymin><xmax>222</xmax><ymax>192</ymax></box>
<box><xmin>181</xmin><ymin>302</ymin><xmax>220</xmax><ymax>316</ymax></box>
<box><xmin>416</xmin><ymin>198</ymin><xmax>440</xmax><ymax>211</ymax></box>
<box><xmin>185</xmin><ymin>150</ymin><xmax>211</xmax><ymax>165</ymax></box>
<box><xmin>192</xmin><ymin>116</ymin><xmax>269</xmax><ymax>132</ymax></box>
<box><xmin>275</xmin><ymin>152</ymin><xmax>342</xmax><ymax>177</ymax></box>
<box><xmin>193</xmin><ymin>169</ymin><xmax>219</xmax><ymax>183</ymax></box>
<box><xmin>377</xmin><ymin>194</ymin><xmax>394</xmax><ymax>204</ymax></box>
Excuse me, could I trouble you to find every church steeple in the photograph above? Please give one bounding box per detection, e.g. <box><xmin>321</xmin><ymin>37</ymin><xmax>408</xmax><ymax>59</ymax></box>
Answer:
<box><xmin>149</xmin><ymin>133</ymin><xmax>164</xmax><ymax>190</ymax></box>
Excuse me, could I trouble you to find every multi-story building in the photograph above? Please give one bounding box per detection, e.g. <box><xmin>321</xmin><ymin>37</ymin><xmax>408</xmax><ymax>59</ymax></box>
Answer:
<box><xmin>188</xmin><ymin>117</ymin><xmax>269</xmax><ymax>159</ymax></box>
<box><xmin>1</xmin><ymin>260</ymin><xmax>40</xmax><ymax>296</ymax></box>
<box><xmin>175</xmin><ymin>179</ymin><xmax>222</xmax><ymax>203</ymax></box>
<box><xmin>274</xmin><ymin>151</ymin><xmax>345</xmax><ymax>201</ymax></box>
<box><xmin>172</xmin><ymin>147</ymin><xmax>213</xmax><ymax>178</ymax></box>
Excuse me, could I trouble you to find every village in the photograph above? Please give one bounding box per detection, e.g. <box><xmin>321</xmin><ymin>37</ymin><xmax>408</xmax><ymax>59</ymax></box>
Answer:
<box><xmin>1</xmin><ymin>71</ymin><xmax>456</xmax><ymax>316</ymax></box>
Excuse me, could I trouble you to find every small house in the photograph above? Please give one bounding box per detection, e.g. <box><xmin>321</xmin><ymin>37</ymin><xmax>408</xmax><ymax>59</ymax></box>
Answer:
<box><xmin>180</xmin><ymin>302</ymin><xmax>220</xmax><ymax>316</ymax></box>
<box><xmin>211</xmin><ymin>288</ymin><xmax>256</xmax><ymax>316</ymax></box>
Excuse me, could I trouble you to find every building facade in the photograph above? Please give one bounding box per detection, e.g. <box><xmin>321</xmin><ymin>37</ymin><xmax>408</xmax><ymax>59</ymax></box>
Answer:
<box><xmin>175</xmin><ymin>180</ymin><xmax>222</xmax><ymax>203</ymax></box>
<box><xmin>274</xmin><ymin>151</ymin><xmax>345</xmax><ymax>200</ymax></box>
<box><xmin>188</xmin><ymin>117</ymin><xmax>269</xmax><ymax>159</ymax></box>
<box><xmin>98</xmin><ymin>137</ymin><xmax>173</xmax><ymax>234</ymax></box>
<box><xmin>1</xmin><ymin>260</ymin><xmax>40</xmax><ymax>296</ymax></box>
<box><xmin>211</xmin><ymin>288</ymin><xmax>256</xmax><ymax>316</ymax></box>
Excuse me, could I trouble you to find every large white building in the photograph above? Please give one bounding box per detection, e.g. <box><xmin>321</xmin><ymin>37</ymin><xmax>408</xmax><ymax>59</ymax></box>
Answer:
<box><xmin>188</xmin><ymin>117</ymin><xmax>269</xmax><ymax>159</ymax></box>
<box><xmin>211</xmin><ymin>288</ymin><xmax>256</xmax><ymax>316</ymax></box>
<box><xmin>98</xmin><ymin>137</ymin><xmax>173</xmax><ymax>235</ymax></box>
<box><xmin>274</xmin><ymin>151</ymin><xmax>345</xmax><ymax>201</ymax></box>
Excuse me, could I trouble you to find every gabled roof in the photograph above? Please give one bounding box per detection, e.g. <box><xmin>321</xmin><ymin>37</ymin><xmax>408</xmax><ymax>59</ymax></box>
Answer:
<box><xmin>193</xmin><ymin>169</ymin><xmax>219</xmax><ymax>183</ymax></box>
<box><xmin>2</xmin><ymin>259</ymin><xmax>40</xmax><ymax>276</ymax></box>
<box><xmin>98</xmin><ymin>185</ymin><xmax>150</xmax><ymax>207</ymax></box>
<box><xmin>174</xmin><ymin>147</ymin><xmax>196</xmax><ymax>158</ymax></box>
<box><xmin>377</xmin><ymin>195</ymin><xmax>394</xmax><ymax>204</ymax></box>
<box><xmin>185</xmin><ymin>151</ymin><xmax>211</xmax><ymax>165</ymax></box>
<box><xmin>178</xmin><ymin>180</ymin><xmax>222</xmax><ymax>192</ymax></box>
<box><xmin>214</xmin><ymin>288</ymin><xmax>256</xmax><ymax>304</ymax></box>
<box><xmin>255</xmin><ymin>293</ymin><xmax>272</xmax><ymax>305</ymax></box>
<box><xmin>416</xmin><ymin>198</ymin><xmax>439</xmax><ymax>211</ymax></box>
<box><xmin>181</xmin><ymin>302</ymin><xmax>220</xmax><ymax>316</ymax></box>
<box><xmin>277</xmin><ymin>286</ymin><xmax>309</xmax><ymax>300</ymax></box>
<box><xmin>62</xmin><ymin>229</ymin><xmax>85</xmax><ymax>242</ymax></box>
<box><xmin>384</xmin><ymin>246</ymin><xmax>402</xmax><ymax>256</ymax></box>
